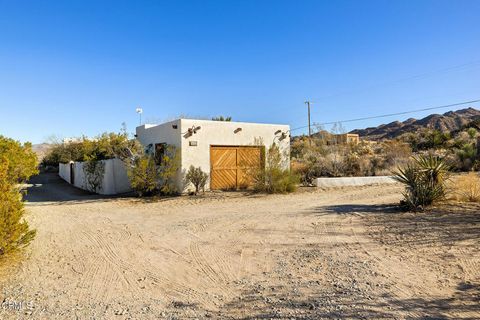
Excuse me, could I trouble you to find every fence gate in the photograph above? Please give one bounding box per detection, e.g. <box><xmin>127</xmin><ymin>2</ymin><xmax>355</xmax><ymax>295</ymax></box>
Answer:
<box><xmin>210</xmin><ymin>146</ymin><xmax>262</xmax><ymax>190</ymax></box>
<box><xmin>70</xmin><ymin>162</ymin><xmax>75</xmax><ymax>185</ymax></box>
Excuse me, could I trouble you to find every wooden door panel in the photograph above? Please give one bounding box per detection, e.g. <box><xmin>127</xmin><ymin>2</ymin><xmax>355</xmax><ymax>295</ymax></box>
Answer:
<box><xmin>211</xmin><ymin>148</ymin><xmax>236</xmax><ymax>168</ymax></box>
<box><xmin>211</xmin><ymin>169</ymin><xmax>237</xmax><ymax>190</ymax></box>
<box><xmin>237</xmin><ymin>147</ymin><xmax>261</xmax><ymax>189</ymax></box>
<box><xmin>210</xmin><ymin>146</ymin><xmax>262</xmax><ymax>190</ymax></box>
<box><xmin>238</xmin><ymin>147</ymin><xmax>261</xmax><ymax>167</ymax></box>
<box><xmin>211</xmin><ymin>147</ymin><xmax>237</xmax><ymax>189</ymax></box>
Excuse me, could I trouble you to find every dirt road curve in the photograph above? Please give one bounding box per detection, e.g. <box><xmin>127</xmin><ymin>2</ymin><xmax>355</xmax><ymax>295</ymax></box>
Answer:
<box><xmin>1</xmin><ymin>173</ymin><xmax>479</xmax><ymax>319</ymax></box>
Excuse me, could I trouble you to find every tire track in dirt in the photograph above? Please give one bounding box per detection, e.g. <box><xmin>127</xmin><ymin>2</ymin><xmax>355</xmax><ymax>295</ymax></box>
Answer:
<box><xmin>81</xmin><ymin>229</ymin><xmax>212</xmax><ymax>305</ymax></box>
<box><xmin>456</xmin><ymin>246</ymin><xmax>480</xmax><ymax>283</ymax></box>
<box><xmin>312</xmin><ymin>212</ymin><xmax>417</xmax><ymax>317</ymax></box>
<box><xmin>188</xmin><ymin>213</ymin><xmax>264</xmax><ymax>283</ymax></box>
<box><xmin>80</xmin><ymin>230</ymin><xmax>141</xmax><ymax>297</ymax></box>
<box><xmin>75</xmin><ymin>255</ymin><xmax>103</xmax><ymax>303</ymax></box>
<box><xmin>69</xmin><ymin>215</ymin><xmax>214</xmax><ymax>306</ymax></box>
<box><xmin>188</xmin><ymin>241</ymin><xmax>237</xmax><ymax>293</ymax></box>
<box><xmin>140</xmin><ymin>267</ymin><xmax>213</xmax><ymax>307</ymax></box>
<box><xmin>342</xmin><ymin>214</ymin><xmax>442</xmax><ymax>318</ymax></box>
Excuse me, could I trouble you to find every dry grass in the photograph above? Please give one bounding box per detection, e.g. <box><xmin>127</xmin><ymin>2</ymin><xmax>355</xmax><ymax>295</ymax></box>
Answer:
<box><xmin>0</xmin><ymin>251</ymin><xmax>24</xmax><ymax>282</ymax></box>
<box><xmin>450</xmin><ymin>172</ymin><xmax>480</xmax><ymax>202</ymax></box>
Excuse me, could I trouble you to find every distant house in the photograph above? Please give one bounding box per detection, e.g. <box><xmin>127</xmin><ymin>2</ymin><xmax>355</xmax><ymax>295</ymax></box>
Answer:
<box><xmin>136</xmin><ymin>119</ymin><xmax>290</xmax><ymax>191</ymax></box>
<box><xmin>328</xmin><ymin>133</ymin><xmax>360</xmax><ymax>145</ymax></box>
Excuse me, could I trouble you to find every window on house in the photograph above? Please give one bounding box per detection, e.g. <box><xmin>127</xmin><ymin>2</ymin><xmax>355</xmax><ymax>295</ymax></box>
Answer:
<box><xmin>145</xmin><ymin>144</ymin><xmax>154</xmax><ymax>156</ymax></box>
<box><xmin>154</xmin><ymin>143</ymin><xmax>167</xmax><ymax>165</ymax></box>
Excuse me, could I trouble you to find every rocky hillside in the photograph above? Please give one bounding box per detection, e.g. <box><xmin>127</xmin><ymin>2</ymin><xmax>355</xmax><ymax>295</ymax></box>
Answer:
<box><xmin>350</xmin><ymin>107</ymin><xmax>480</xmax><ymax>140</ymax></box>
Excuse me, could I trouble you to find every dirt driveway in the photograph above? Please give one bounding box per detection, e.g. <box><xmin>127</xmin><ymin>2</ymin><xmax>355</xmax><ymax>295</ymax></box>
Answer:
<box><xmin>1</xmin><ymin>173</ymin><xmax>479</xmax><ymax>319</ymax></box>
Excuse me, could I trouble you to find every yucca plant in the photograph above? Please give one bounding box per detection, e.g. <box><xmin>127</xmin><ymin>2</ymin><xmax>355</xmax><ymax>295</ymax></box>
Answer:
<box><xmin>393</xmin><ymin>154</ymin><xmax>450</xmax><ymax>211</ymax></box>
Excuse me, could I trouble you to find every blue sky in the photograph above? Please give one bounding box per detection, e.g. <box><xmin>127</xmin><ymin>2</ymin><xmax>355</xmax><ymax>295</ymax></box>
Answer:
<box><xmin>0</xmin><ymin>0</ymin><xmax>479</xmax><ymax>143</ymax></box>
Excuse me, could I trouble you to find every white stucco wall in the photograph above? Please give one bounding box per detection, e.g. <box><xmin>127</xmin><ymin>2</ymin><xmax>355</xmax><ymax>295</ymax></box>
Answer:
<box><xmin>112</xmin><ymin>158</ymin><xmax>132</xmax><ymax>194</ymax></box>
<box><xmin>59</xmin><ymin>162</ymin><xmax>71</xmax><ymax>183</ymax></box>
<box><xmin>136</xmin><ymin>119</ymin><xmax>290</xmax><ymax>191</ymax></box>
<box><xmin>58</xmin><ymin>158</ymin><xmax>131</xmax><ymax>195</ymax></box>
<box><xmin>135</xmin><ymin>120</ymin><xmax>182</xmax><ymax>150</ymax></box>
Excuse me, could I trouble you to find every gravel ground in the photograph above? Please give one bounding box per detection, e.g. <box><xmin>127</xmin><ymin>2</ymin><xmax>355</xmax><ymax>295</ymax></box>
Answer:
<box><xmin>0</xmin><ymin>173</ymin><xmax>478</xmax><ymax>319</ymax></box>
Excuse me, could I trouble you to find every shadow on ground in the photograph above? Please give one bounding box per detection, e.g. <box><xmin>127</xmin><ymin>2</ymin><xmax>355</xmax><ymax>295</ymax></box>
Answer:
<box><xmin>23</xmin><ymin>173</ymin><xmax>264</xmax><ymax>206</ymax></box>
<box><xmin>321</xmin><ymin>203</ymin><xmax>400</xmax><ymax>215</ymax></box>
<box><xmin>23</xmin><ymin>173</ymin><xmax>132</xmax><ymax>205</ymax></box>
<box><xmin>365</xmin><ymin>202</ymin><xmax>480</xmax><ymax>247</ymax></box>
<box><xmin>215</xmin><ymin>280</ymin><xmax>480</xmax><ymax>319</ymax></box>
<box><xmin>308</xmin><ymin>202</ymin><xmax>480</xmax><ymax>246</ymax></box>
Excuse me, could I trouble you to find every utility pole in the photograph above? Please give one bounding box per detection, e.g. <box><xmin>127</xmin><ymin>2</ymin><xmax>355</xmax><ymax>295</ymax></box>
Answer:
<box><xmin>305</xmin><ymin>101</ymin><xmax>312</xmax><ymax>145</ymax></box>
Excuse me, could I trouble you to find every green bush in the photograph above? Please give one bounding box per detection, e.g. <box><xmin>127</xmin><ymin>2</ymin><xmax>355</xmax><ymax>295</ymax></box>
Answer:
<box><xmin>0</xmin><ymin>161</ymin><xmax>36</xmax><ymax>257</ymax></box>
<box><xmin>291</xmin><ymin>138</ymin><xmax>412</xmax><ymax>183</ymax></box>
<box><xmin>393</xmin><ymin>155</ymin><xmax>450</xmax><ymax>211</ymax></box>
<box><xmin>455</xmin><ymin>143</ymin><xmax>477</xmax><ymax>171</ymax></box>
<box><xmin>0</xmin><ymin>136</ymin><xmax>38</xmax><ymax>183</ymax></box>
<box><xmin>0</xmin><ymin>136</ymin><xmax>38</xmax><ymax>258</ymax></box>
<box><xmin>185</xmin><ymin>165</ymin><xmax>209</xmax><ymax>194</ymax></box>
<box><xmin>126</xmin><ymin>145</ymin><xmax>180</xmax><ymax>197</ymax></box>
<box><xmin>211</xmin><ymin>116</ymin><xmax>232</xmax><ymax>121</ymax></box>
<box><xmin>42</xmin><ymin>130</ymin><xmax>142</xmax><ymax>165</ymax></box>
<box><xmin>253</xmin><ymin>144</ymin><xmax>299</xmax><ymax>193</ymax></box>
<box><xmin>127</xmin><ymin>155</ymin><xmax>158</xmax><ymax>197</ymax></box>
<box><xmin>157</xmin><ymin>145</ymin><xmax>180</xmax><ymax>195</ymax></box>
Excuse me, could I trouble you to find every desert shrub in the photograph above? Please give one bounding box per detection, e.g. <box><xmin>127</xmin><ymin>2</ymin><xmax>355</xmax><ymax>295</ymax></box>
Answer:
<box><xmin>211</xmin><ymin>116</ymin><xmax>232</xmax><ymax>121</ymax></box>
<box><xmin>185</xmin><ymin>166</ymin><xmax>209</xmax><ymax>194</ymax></box>
<box><xmin>82</xmin><ymin>132</ymin><xmax>141</xmax><ymax>161</ymax></box>
<box><xmin>400</xmin><ymin>129</ymin><xmax>451</xmax><ymax>152</ymax></box>
<box><xmin>157</xmin><ymin>145</ymin><xmax>181</xmax><ymax>195</ymax></box>
<box><xmin>42</xmin><ymin>141</ymin><xmax>85</xmax><ymax>165</ymax></box>
<box><xmin>0</xmin><ymin>161</ymin><xmax>36</xmax><ymax>257</ymax></box>
<box><xmin>253</xmin><ymin>143</ymin><xmax>299</xmax><ymax>193</ymax></box>
<box><xmin>467</xmin><ymin>127</ymin><xmax>478</xmax><ymax>139</ymax></box>
<box><xmin>292</xmin><ymin>160</ymin><xmax>317</xmax><ymax>185</ymax></box>
<box><xmin>83</xmin><ymin>161</ymin><xmax>105</xmax><ymax>193</ymax></box>
<box><xmin>126</xmin><ymin>145</ymin><xmax>180</xmax><ymax>196</ymax></box>
<box><xmin>398</xmin><ymin>124</ymin><xmax>480</xmax><ymax>172</ymax></box>
<box><xmin>455</xmin><ymin>143</ymin><xmax>477</xmax><ymax>171</ymax></box>
<box><xmin>382</xmin><ymin>140</ymin><xmax>412</xmax><ymax>167</ymax></box>
<box><xmin>291</xmin><ymin>138</ymin><xmax>329</xmax><ymax>184</ymax></box>
<box><xmin>127</xmin><ymin>155</ymin><xmax>158</xmax><ymax>197</ymax></box>
<box><xmin>0</xmin><ymin>136</ymin><xmax>38</xmax><ymax>183</ymax></box>
<box><xmin>0</xmin><ymin>137</ymin><xmax>38</xmax><ymax>258</ymax></box>
<box><xmin>393</xmin><ymin>155</ymin><xmax>450</xmax><ymax>211</ymax></box>
<box><xmin>42</xmin><ymin>130</ymin><xmax>142</xmax><ymax>165</ymax></box>
<box><xmin>452</xmin><ymin>172</ymin><xmax>480</xmax><ymax>202</ymax></box>
<box><xmin>292</xmin><ymin>136</ymin><xmax>411</xmax><ymax>183</ymax></box>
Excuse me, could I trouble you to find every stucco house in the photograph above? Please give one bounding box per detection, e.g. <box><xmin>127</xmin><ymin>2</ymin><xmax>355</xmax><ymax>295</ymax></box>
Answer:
<box><xmin>135</xmin><ymin>119</ymin><xmax>290</xmax><ymax>191</ymax></box>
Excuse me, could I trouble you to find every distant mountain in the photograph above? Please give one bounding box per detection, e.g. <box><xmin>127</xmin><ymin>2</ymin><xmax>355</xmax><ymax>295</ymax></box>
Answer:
<box><xmin>350</xmin><ymin>107</ymin><xmax>480</xmax><ymax>140</ymax></box>
<box><xmin>32</xmin><ymin>143</ymin><xmax>52</xmax><ymax>160</ymax></box>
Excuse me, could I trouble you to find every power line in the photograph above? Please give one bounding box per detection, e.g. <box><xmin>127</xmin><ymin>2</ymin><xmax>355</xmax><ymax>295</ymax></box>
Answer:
<box><xmin>313</xmin><ymin>60</ymin><xmax>480</xmax><ymax>101</ymax></box>
<box><xmin>290</xmin><ymin>99</ymin><xmax>480</xmax><ymax>132</ymax></box>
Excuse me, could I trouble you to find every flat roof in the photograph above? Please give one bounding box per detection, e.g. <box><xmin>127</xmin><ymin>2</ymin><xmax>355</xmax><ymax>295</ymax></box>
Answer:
<box><xmin>138</xmin><ymin>118</ymin><xmax>289</xmax><ymax>130</ymax></box>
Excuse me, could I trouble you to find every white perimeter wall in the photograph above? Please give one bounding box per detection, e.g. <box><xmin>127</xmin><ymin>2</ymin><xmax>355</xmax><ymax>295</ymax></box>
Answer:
<box><xmin>315</xmin><ymin>176</ymin><xmax>397</xmax><ymax>188</ymax></box>
<box><xmin>136</xmin><ymin>119</ymin><xmax>290</xmax><ymax>192</ymax></box>
<box><xmin>58</xmin><ymin>162</ymin><xmax>71</xmax><ymax>183</ymax></box>
<box><xmin>58</xmin><ymin>158</ymin><xmax>131</xmax><ymax>195</ymax></box>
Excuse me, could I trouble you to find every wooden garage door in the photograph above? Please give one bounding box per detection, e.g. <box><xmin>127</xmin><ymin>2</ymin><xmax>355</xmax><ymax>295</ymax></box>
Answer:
<box><xmin>210</xmin><ymin>146</ymin><xmax>263</xmax><ymax>190</ymax></box>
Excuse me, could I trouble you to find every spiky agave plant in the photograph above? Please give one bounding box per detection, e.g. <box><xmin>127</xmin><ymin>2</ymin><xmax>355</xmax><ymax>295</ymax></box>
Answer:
<box><xmin>393</xmin><ymin>154</ymin><xmax>449</xmax><ymax>211</ymax></box>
